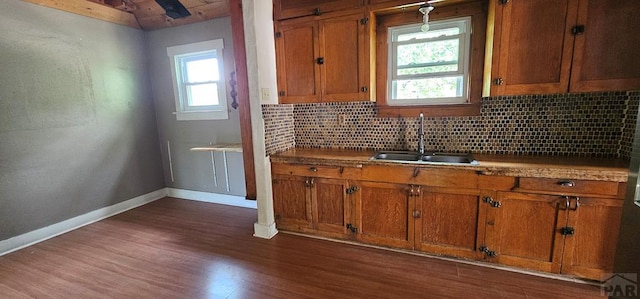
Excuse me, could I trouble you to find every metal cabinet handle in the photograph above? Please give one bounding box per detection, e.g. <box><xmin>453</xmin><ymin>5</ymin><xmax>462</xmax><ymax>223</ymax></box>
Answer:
<box><xmin>569</xmin><ymin>197</ymin><xmax>580</xmax><ymax>211</ymax></box>
<box><xmin>558</xmin><ymin>181</ymin><xmax>575</xmax><ymax>187</ymax></box>
<box><xmin>309</xmin><ymin>167</ymin><xmax>318</xmax><ymax>172</ymax></box>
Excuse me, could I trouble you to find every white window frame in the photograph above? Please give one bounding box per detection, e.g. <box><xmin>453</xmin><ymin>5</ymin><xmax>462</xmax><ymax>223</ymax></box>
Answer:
<box><xmin>167</xmin><ymin>39</ymin><xmax>228</xmax><ymax>121</ymax></box>
<box><xmin>387</xmin><ymin>16</ymin><xmax>472</xmax><ymax>106</ymax></box>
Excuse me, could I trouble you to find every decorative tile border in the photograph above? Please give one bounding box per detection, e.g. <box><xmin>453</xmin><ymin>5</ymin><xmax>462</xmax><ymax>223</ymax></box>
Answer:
<box><xmin>289</xmin><ymin>91</ymin><xmax>637</xmax><ymax>158</ymax></box>
<box><xmin>262</xmin><ymin>104</ymin><xmax>295</xmax><ymax>155</ymax></box>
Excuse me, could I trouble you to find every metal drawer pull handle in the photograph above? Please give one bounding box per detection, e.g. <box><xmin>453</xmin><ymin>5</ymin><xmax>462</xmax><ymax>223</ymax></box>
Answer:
<box><xmin>309</xmin><ymin>167</ymin><xmax>318</xmax><ymax>172</ymax></box>
<box><xmin>569</xmin><ymin>197</ymin><xmax>580</xmax><ymax>211</ymax></box>
<box><xmin>558</xmin><ymin>181</ymin><xmax>575</xmax><ymax>187</ymax></box>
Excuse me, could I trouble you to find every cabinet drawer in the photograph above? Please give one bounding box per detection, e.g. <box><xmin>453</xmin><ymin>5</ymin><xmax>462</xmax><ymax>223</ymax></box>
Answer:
<box><xmin>272</xmin><ymin>163</ymin><xmax>361</xmax><ymax>180</ymax></box>
<box><xmin>518</xmin><ymin>178</ymin><xmax>620</xmax><ymax>197</ymax></box>
<box><xmin>362</xmin><ymin>165</ymin><xmax>478</xmax><ymax>189</ymax></box>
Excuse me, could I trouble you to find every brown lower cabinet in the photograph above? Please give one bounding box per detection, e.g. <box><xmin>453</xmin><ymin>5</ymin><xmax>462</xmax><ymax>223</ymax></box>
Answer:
<box><xmin>559</xmin><ymin>196</ymin><xmax>623</xmax><ymax>279</ymax></box>
<box><xmin>415</xmin><ymin>187</ymin><xmax>489</xmax><ymax>260</ymax></box>
<box><xmin>475</xmin><ymin>192</ymin><xmax>623</xmax><ymax>280</ymax></box>
<box><xmin>356</xmin><ymin>181</ymin><xmax>415</xmax><ymax>249</ymax></box>
<box><xmin>271</xmin><ymin>162</ymin><xmax>623</xmax><ymax>281</ymax></box>
<box><xmin>272</xmin><ymin>173</ymin><xmax>356</xmax><ymax>239</ymax></box>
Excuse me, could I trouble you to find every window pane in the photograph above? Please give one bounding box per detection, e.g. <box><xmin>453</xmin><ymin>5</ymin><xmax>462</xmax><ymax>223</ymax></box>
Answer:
<box><xmin>397</xmin><ymin>39</ymin><xmax>459</xmax><ymax>68</ymax></box>
<box><xmin>185</xmin><ymin>58</ymin><xmax>219</xmax><ymax>83</ymax></box>
<box><xmin>187</xmin><ymin>83</ymin><xmax>219</xmax><ymax>106</ymax></box>
<box><xmin>398</xmin><ymin>64</ymin><xmax>458</xmax><ymax>76</ymax></box>
<box><xmin>397</xmin><ymin>27</ymin><xmax>460</xmax><ymax>41</ymax></box>
<box><xmin>392</xmin><ymin>76</ymin><xmax>463</xmax><ymax>99</ymax></box>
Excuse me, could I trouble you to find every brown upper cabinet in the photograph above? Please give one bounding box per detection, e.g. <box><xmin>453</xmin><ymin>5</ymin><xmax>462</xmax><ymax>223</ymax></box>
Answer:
<box><xmin>486</xmin><ymin>0</ymin><xmax>640</xmax><ymax>96</ymax></box>
<box><xmin>275</xmin><ymin>10</ymin><xmax>371</xmax><ymax>104</ymax></box>
<box><xmin>274</xmin><ymin>0</ymin><xmax>364</xmax><ymax>20</ymax></box>
<box><xmin>569</xmin><ymin>0</ymin><xmax>640</xmax><ymax>92</ymax></box>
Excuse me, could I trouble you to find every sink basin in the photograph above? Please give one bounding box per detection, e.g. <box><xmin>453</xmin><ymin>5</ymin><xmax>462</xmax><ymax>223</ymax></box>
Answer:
<box><xmin>421</xmin><ymin>153</ymin><xmax>474</xmax><ymax>164</ymax></box>
<box><xmin>372</xmin><ymin>151</ymin><xmax>478</xmax><ymax>165</ymax></box>
<box><xmin>373</xmin><ymin>151</ymin><xmax>421</xmax><ymax>161</ymax></box>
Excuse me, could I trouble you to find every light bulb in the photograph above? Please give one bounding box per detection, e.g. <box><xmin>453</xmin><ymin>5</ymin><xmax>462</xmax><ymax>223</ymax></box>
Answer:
<box><xmin>418</xmin><ymin>3</ymin><xmax>434</xmax><ymax>32</ymax></box>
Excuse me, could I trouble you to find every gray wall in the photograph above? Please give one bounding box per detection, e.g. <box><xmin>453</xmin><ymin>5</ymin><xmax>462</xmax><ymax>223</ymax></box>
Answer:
<box><xmin>145</xmin><ymin>18</ymin><xmax>246</xmax><ymax>197</ymax></box>
<box><xmin>0</xmin><ymin>2</ymin><xmax>165</xmax><ymax>240</ymax></box>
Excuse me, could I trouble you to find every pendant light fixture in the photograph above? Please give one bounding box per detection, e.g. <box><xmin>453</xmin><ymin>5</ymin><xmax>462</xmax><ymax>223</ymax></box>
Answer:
<box><xmin>418</xmin><ymin>2</ymin><xmax>434</xmax><ymax>32</ymax></box>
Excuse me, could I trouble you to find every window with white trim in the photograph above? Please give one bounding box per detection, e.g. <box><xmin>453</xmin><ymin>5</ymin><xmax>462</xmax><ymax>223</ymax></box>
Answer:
<box><xmin>167</xmin><ymin>39</ymin><xmax>228</xmax><ymax>121</ymax></box>
<box><xmin>388</xmin><ymin>17</ymin><xmax>472</xmax><ymax>106</ymax></box>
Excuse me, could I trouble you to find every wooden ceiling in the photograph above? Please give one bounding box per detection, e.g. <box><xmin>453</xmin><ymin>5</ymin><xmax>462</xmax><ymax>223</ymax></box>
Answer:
<box><xmin>22</xmin><ymin>0</ymin><xmax>230</xmax><ymax>31</ymax></box>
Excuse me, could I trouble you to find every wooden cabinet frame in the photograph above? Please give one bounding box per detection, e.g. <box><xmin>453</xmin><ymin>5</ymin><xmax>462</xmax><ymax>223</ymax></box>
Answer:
<box><xmin>355</xmin><ymin>181</ymin><xmax>416</xmax><ymax>249</ymax></box>
<box><xmin>569</xmin><ymin>0</ymin><xmax>640</xmax><ymax>92</ymax></box>
<box><xmin>271</xmin><ymin>163</ymin><xmax>361</xmax><ymax>239</ymax></box>
<box><xmin>270</xmin><ymin>160</ymin><xmax>624</xmax><ymax>280</ymax></box>
<box><xmin>275</xmin><ymin>9</ymin><xmax>372</xmax><ymax>104</ymax></box>
<box><xmin>482</xmin><ymin>192</ymin><xmax>624</xmax><ymax>280</ymax></box>
<box><xmin>373</xmin><ymin>1</ymin><xmax>487</xmax><ymax>117</ymax></box>
<box><xmin>274</xmin><ymin>0</ymin><xmax>363</xmax><ymax>21</ymax></box>
<box><xmin>415</xmin><ymin>187</ymin><xmax>490</xmax><ymax>260</ymax></box>
<box><xmin>485</xmin><ymin>0</ymin><xmax>640</xmax><ymax>95</ymax></box>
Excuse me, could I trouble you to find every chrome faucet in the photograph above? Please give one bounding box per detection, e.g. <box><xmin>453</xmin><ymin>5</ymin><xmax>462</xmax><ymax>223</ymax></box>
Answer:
<box><xmin>418</xmin><ymin>113</ymin><xmax>425</xmax><ymax>154</ymax></box>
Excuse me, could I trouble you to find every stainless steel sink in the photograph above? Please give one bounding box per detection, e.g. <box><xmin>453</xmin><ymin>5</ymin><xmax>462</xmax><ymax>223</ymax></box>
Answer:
<box><xmin>372</xmin><ymin>151</ymin><xmax>478</xmax><ymax>165</ymax></box>
<box><xmin>372</xmin><ymin>151</ymin><xmax>422</xmax><ymax>161</ymax></box>
<box><xmin>421</xmin><ymin>153</ymin><xmax>475</xmax><ymax>164</ymax></box>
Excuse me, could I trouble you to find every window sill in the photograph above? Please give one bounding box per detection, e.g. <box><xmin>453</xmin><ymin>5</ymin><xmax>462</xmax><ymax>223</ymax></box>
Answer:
<box><xmin>174</xmin><ymin>110</ymin><xmax>229</xmax><ymax>121</ymax></box>
<box><xmin>377</xmin><ymin>103</ymin><xmax>481</xmax><ymax>117</ymax></box>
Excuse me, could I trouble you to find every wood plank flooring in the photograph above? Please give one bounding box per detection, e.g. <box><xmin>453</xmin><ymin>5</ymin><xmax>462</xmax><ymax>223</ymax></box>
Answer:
<box><xmin>0</xmin><ymin>197</ymin><xmax>603</xmax><ymax>298</ymax></box>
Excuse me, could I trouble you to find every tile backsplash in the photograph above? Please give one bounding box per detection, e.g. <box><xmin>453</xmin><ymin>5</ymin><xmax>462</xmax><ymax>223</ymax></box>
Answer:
<box><xmin>262</xmin><ymin>104</ymin><xmax>295</xmax><ymax>156</ymax></box>
<box><xmin>264</xmin><ymin>91</ymin><xmax>640</xmax><ymax>158</ymax></box>
<box><xmin>621</xmin><ymin>91</ymin><xmax>640</xmax><ymax>158</ymax></box>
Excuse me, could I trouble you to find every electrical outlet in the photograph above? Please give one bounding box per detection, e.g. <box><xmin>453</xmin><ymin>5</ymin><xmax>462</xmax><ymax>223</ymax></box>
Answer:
<box><xmin>261</xmin><ymin>88</ymin><xmax>270</xmax><ymax>102</ymax></box>
<box><xmin>337</xmin><ymin>114</ymin><xmax>346</xmax><ymax>126</ymax></box>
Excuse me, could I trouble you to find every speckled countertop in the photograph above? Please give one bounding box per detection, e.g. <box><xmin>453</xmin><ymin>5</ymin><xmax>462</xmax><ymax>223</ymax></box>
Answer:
<box><xmin>270</xmin><ymin>148</ymin><xmax>630</xmax><ymax>182</ymax></box>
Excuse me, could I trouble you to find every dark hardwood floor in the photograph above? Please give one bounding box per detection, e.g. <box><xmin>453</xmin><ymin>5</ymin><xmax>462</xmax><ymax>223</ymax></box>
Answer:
<box><xmin>0</xmin><ymin>197</ymin><xmax>603</xmax><ymax>298</ymax></box>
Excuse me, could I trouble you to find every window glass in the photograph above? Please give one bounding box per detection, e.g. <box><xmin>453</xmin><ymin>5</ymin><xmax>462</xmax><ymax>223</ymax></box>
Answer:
<box><xmin>187</xmin><ymin>83</ymin><xmax>219</xmax><ymax>106</ymax></box>
<box><xmin>397</xmin><ymin>39</ymin><xmax>459</xmax><ymax>68</ymax></box>
<box><xmin>393</xmin><ymin>76</ymin><xmax>463</xmax><ymax>100</ymax></box>
<box><xmin>388</xmin><ymin>17</ymin><xmax>471</xmax><ymax>106</ymax></box>
<box><xmin>166</xmin><ymin>39</ymin><xmax>228</xmax><ymax>120</ymax></box>
<box><xmin>184</xmin><ymin>57</ymin><xmax>219</xmax><ymax>83</ymax></box>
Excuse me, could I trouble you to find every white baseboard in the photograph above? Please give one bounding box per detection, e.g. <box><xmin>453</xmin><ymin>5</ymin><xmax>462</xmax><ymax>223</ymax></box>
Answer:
<box><xmin>166</xmin><ymin>188</ymin><xmax>257</xmax><ymax>209</ymax></box>
<box><xmin>0</xmin><ymin>188</ymin><xmax>167</xmax><ymax>257</ymax></box>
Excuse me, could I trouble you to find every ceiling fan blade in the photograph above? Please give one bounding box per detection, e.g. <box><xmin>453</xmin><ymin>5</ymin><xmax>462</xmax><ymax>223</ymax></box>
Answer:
<box><xmin>155</xmin><ymin>0</ymin><xmax>191</xmax><ymax>19</ymax></box>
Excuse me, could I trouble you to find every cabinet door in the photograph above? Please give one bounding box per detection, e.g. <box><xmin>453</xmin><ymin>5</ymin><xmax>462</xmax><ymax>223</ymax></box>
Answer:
<box><xmin>490</xmin><ymin>0</ymin><xmax>578</xmax><ymax>95</ymax></box>
<box><xmin>318</xmin><ymin>13</ymin><xmax>369</xmax><ymax>102</ymax></box>
<box><xmin>356</xmin><ymin>181</ymin><xmax>415</xmax><ymax>249</ymax></box>
<box><xmin>272</xmin><ymin>175</ymin><xmax>312</xmax><ymax>231</ymax></box>
<box><xmin>484</xmin><ymin>192</ymin><xmax>567</xmax><ymax>273</ymax></box>
<box><xmin>310</xmin><ymin>177</ymin><xmax>352</xmax><ymax>237</ymax></box>
<box><xmin>275</xmin><ymin>21</ymin><xmax>321</xmax><ymax>104</ymax></box>
<box><xmin>569</xmin><ymin>0</ymin><xmax>640</xmax><ymax>92</ymax></box>
<box><xmin>561</xmin><ymin>197</ymin><xmax>623</xmax><ymax>280</ymax></box>
<box><xmin>415</xmin><ymin>187</ymin><xmax>487</xmax><ymax>260</ymax></box>
<box><xmin>275</xmin><ymin>0</ymin><xmax>362</xmax><ymax>20</ymax></box>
